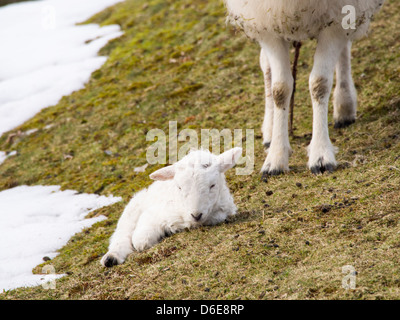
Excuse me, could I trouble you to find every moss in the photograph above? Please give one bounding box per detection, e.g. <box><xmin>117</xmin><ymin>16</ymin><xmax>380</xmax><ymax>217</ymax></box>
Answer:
<box><xmin>169</xmin><ymin>83</ymin><xmax>204</xmax><ymax>97</ymax></box>
<box><xmin>1</xmin><ymin>0</ymin><xmax>399</xmax><ymax>300</ymax></box>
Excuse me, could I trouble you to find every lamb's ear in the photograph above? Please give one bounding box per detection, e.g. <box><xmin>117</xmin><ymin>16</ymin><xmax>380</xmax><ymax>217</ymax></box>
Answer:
<box><xmin>217</xmin><ymin>147</ymin><xmax>242</xmax><ymax>173</ymax></box>
<box><xmin>149</xmin><ymin>165</ymin><xmax>176</xmax><ymax>181</ymax></box>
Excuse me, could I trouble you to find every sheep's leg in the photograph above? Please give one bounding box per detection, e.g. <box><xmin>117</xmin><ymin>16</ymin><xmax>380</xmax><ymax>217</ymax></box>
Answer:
<box><xmin>333</xmin><ymin>41</ymin><xmax>357</xmax><ymax>129</ymax></box>
<box><xmin>131</xmin><ymin>214</ymin><xmax>163</xmax><ymax>252</ymax></box>
<box><xmin>259</xmin><ymin>38</ymin><xmax>293</xmax><ymax>175</ymax></box>
<box><xmin>100</xmin><ymin>200</ymin><xmax>140</xmax><ymax>267</ymax></box>
<box><xmin>260</xmin><ymin>48</ymin><xmax>274</xmax><ymax>149</ymax></box>
<box><xmin>308</xmin><ymin>30</ymin><xmax>347</xmax><ymax>174</ymax></box>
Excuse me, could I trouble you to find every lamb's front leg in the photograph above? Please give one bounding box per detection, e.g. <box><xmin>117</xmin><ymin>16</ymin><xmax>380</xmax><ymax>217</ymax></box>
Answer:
<box><xmin>131</xmin><ymin>212</ymin><xmax>164</xmax><ymax>252</ymax></box>
<box><xmin>101</xmin><ymin>218</ymin><xmax>135</xmax><ymax>267</ymax></box>
<box><xmin>259</xmin><ymin>38</ymin><xmax>293</xmax><ymax>175</ymax></box>
<box><xmin>308</xmin><ymin>29</ymin><xmax>348</xmax><ymax>174</ymax></box>
<box><xmin>100</xmin><ymin>199</ymin><xmax>140</xmax><ymax>267</ymax></box>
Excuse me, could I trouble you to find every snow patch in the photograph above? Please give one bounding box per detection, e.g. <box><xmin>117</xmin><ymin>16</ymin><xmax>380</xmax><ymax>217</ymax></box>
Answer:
<box><xmin>0</xmin><ymin>0</ymin><xmax>125</xmax><ymax>293</ymax></box>
<box><xmin>0</xmin><ymin>151</ymin><xmax>16</xmax><ymax>165</ymax></box>
<box><xmin>0</xmin><ymin>0</ymin><xmax>124</xmax><ymax>137</ymax></box>
<box><xmin>0</xmin><ymin>185</ymin><xmax>121</xmax><ymax>292</ymax></box>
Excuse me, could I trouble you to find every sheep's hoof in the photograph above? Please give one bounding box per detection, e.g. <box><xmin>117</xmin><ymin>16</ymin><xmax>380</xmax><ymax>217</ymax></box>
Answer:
<box><xmin>261</xmin><ymin>172</ymin><xmax>269</xmax><ymax>183</ymax></box>
<box><xmin>261</xmin><ymin>168</ymin><xmax>285</xmax><ymax>178</ymax></box>
<box><xmin>310</xmin><ymin>159</ymin><xmax>336</xmax><ymax>175</ymax></box>
<box><xmin>103</xmin><ymin>255</ymin><xmax>119</xmax><ymax>268</ymax></box>
<box><xmin>334</xmin><ymin>119</ymin><xmax>355</xmax><ymax>129</ymax></box>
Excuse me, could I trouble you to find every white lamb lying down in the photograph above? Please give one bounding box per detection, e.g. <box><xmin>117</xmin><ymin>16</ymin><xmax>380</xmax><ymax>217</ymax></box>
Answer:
<box><xmin>101</xmin><ymin>147</ymin><xmax>242</xmax><ymax>267</ymax></box>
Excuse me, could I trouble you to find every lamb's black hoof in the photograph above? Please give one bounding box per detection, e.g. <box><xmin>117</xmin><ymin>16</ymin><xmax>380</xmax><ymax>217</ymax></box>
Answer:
<box><xmin>310</xmin><ymin>159</ymin><xmax>336</xmax><ymax>175</ymax></box>
<box><xmin>263</xmin><ymin>142</ymin><xmax>271</xmax><ymax>149</ymax></box>
<box><xmin>334</xmin><ymin>119</ymin><xmax>355</xmax><ymax>129</ymax></box>
<box><xmin>104</xmin><ymin>255</ymin><xmax>119</xmax><ymax>268</ymax></box>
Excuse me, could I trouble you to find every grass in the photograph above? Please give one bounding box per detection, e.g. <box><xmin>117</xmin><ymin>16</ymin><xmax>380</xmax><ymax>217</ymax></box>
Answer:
<box><xmin>0</xmin><ymin>0</ymin><xmax>399</xmax><ymax>300</ymax></box>
<box><xmin>0</xmin><ymin>0</ymin><xmax>30</xmax><ymax>7</ymax></box>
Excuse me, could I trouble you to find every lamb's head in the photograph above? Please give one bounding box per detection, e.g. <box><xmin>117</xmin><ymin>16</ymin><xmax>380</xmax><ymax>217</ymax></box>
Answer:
<box><xmin>149</xmin><ymin>147</ymin><xmax>242</xmax><ymax>223</ymax></box>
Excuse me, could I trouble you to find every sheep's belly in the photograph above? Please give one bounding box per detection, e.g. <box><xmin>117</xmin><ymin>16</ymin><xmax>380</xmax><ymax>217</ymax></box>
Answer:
<box><xmin>224</xmin><ymin>0</ymin><xmax>384</xmax><ymax>41</ymax></box>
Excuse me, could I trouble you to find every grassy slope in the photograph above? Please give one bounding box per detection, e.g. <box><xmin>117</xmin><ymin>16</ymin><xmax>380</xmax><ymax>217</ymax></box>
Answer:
<box><xmin>0</xmin><ymin>0</ymin><xmax>399</xmax><ymax>300</ymax></box>
<box><xmin>0</xmin><ymin>0</ymin><xmax>30</xmax><ymax>7</ymax></box>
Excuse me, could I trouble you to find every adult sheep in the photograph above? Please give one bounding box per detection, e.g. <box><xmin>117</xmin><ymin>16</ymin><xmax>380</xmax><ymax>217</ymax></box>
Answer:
<box><xmin>101</xmin><ymin>148</ymin><xmax>241</xmax><ymax>267</ymax></box>
<box><xmin>224</xmin><ymin>0</ymin><xmax>385</xmax><ymax>175</ymax></box>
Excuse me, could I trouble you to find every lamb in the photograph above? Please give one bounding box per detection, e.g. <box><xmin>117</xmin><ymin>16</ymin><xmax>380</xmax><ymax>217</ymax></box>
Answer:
<box><xmin>101</xmin><ymin>147</ymin><xmax>242</xmax><ymax>267</ymax></box>
<box><xmin>224</xmin><ymin>0</ymin><xmax>385</xmax><ymax>175</ymax></box>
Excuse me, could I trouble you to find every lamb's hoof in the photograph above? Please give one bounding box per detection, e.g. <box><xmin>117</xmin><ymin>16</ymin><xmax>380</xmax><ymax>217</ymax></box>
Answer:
<box><xmin>102</xmin><ymin>254</ymin><xmax>119</xmax><ymax>268</ymax></box>
<box><xmin>263</xmin><ymin>142</ymin><xmax>271</xmax><ymax>149</ymax></box>
<box><xmin>334</xmin><ymin>119</ymin><xmax>355</xmax><ymax>129</ymax></box>
<box><xmin>310</xmin><ymin>158</ymin><xmax>336</xmax><ymax>175</ymax></box>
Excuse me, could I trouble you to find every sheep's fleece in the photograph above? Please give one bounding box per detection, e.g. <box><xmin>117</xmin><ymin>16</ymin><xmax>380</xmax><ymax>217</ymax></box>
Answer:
<box><xmin>224</xmin><ymin>0</ymin><xmax>384</xmax><ymax>41</ymax></box>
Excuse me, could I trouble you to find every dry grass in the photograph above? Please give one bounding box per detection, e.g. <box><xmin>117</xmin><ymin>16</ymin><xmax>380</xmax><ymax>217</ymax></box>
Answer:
<box><xmin>0</xmin><ymin>0</ymin><xmax>399</xmax><ymax>300</ymax></box>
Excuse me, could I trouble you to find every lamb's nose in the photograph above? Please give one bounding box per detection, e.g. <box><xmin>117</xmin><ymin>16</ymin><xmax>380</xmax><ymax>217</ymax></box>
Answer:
<box><xmin>191</xmin><ymin>213</ymin><xmax>203</xmax><ymax>222</ymax></box>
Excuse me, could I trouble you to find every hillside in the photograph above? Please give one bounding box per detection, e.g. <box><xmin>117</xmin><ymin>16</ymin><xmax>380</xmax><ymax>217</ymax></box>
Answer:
<box><xmin>1</xmin><ymin>0</ymin><xmax>399</xmax><ymax>299</ymax></box>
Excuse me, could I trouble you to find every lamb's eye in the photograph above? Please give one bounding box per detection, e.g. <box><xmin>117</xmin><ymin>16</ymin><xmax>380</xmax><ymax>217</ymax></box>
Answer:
<box><xmin>210</xmin><ymin>184</ymin><xmax>215</xmax><ymax>189</ymax></box>
<box><xmin>177</xmin><ymin>186</ymin><xmax>182</xmax><ymax>190</ymax></box>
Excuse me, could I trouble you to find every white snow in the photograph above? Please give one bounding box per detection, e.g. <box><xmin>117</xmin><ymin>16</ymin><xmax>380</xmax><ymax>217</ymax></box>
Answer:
<box><xmin>25</xmin><ymin>128</ymin><xmax>39</xmax><ymax>135</ymax></box>
<box><xmin>0</xmin><ymin>152</ymin><xmax>7</xmax><ymax>165</ymax></box>
<box><xmin>0</xmin><ymin>0</ymin><xmax>124</xmax><ymax>137</ymax></box>
<box><xmin>0</xmin><ymin>0</ymin><xmax>126</xmax><ymax>293</ymax></box>
<box><xmin>0</xmin><ymin>151</ymin><xmax>17</xmax><ymax>165</ymax></box>
<box><xmin>0</xmin><ymin>185</ymin><xmax>121</xmax><ymax>292</ymax></box>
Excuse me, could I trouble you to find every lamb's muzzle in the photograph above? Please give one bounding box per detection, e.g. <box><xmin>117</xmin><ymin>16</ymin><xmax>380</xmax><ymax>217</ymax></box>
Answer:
<box><xmin>191</xmin><ymin>212</ymin><xmax>203</xmax><ymax>222</ymax></box>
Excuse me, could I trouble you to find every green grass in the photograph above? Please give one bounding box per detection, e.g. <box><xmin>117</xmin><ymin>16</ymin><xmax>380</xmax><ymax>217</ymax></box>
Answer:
<box><xmin>0</xmin><ymin>0</ymin><xmax>30</xmax><ymax>7</ymax></box>
<box><xmin>0</xmin><ymin>0</ymin><xmax>399</xmax><ymax>300</ymax></box>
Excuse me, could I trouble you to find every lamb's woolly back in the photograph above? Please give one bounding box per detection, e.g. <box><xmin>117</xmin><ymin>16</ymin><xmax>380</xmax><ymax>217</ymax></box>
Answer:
<box><xmin>224</xmin><ymin>0</ymin><xmax>384</xmax><ymax>41</ymax></box>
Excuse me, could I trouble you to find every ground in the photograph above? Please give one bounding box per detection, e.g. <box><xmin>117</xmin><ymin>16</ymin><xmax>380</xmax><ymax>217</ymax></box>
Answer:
<box><xmin>0</xmin><ymin>0</ymin><xmax>399</xmax><ymax>300</ymax></box>
<box><xmin>0</xmin><ymin>0</ymin><xmax>30</xmax><ymax>6</ymax></box>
